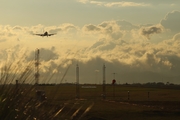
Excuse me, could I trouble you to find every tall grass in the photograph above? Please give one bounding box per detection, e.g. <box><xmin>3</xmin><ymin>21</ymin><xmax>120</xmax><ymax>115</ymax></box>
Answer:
<box><xmin>0</xmin><ymin>61</ymin><xmax>94</xmax><ymax>120</ymax></box>
<box><xmin>1</xmin><ymin>60</ymin><xmax>180</xmax><ymax>120</ymax></box>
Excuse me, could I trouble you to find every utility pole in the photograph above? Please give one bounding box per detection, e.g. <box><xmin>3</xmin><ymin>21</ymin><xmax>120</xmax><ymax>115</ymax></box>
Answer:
<box><xmin>35</xmin><ymin>48</ymin><xmax>40</xmax><ymax>85</ymax></box>
<box><xmin>112</xmin><ymin>72</ymin><xmax>116</xmax><ymax>99</ymax></box>
<box><xmin>102</xmin><ymin>64</ymin><xmax>106</xmax><ymax>99</ymax></box>
<box><xmin>76</xmin><ymin>64</ymin><xmax>80</xmax><ymax>99</ymax></box>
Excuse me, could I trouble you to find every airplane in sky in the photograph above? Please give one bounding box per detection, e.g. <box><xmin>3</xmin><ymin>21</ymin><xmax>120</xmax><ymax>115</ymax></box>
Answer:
<box><xmin>34</xmin><ymin>31</ymin><xmax>56</xmax><ymax>37</ymax></box>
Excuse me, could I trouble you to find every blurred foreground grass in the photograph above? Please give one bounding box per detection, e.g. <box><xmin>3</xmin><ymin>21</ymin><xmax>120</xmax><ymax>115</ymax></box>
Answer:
<box><xmin>1</xmin><ymin>83</ymin><xmax>180</xmax><ymax>120</ymax></box>
<box><xmin>1</xmin><ymin>63</ymin><xmax>180</xmax><ymax>120</ymax></box>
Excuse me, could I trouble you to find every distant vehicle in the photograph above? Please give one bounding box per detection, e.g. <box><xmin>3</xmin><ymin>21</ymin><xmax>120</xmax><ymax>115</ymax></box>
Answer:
<box><xmin>34</xmin><ymin>31</ymin><xmax>56</xmax><ymax>37</ymax></box>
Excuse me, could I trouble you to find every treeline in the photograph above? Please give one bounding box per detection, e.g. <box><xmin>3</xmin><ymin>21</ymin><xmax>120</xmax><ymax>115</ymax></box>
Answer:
<box><xmin>131</xmin><ymin>82</ymin><xmax>176</xmax><ymax>86</ymax></box>
<box><xmin>37</xmin><ymin>82</ymin><xmax>179</xmax><ymax>86</ymax></box>
<box><xmin>3</xmin><ymin>82</ymin><xmax>179</xmax><ymax>87</ymax></box>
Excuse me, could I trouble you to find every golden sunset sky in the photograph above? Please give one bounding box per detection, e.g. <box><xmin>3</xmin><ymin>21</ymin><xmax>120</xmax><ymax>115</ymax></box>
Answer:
<box><xmin>1</xmin><ymin>0</ymin><xmax>180</xmax><ymax>84</ymax></box>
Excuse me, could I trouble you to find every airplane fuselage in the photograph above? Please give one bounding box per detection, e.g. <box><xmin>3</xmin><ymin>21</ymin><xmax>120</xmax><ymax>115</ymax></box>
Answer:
<box><xmin>35</xmin><ymin>31</ymin><xmax>55</xmax><ymax>37</ymax></box>
<box><xmin>44</xmin><ymin>32</ymin><xmax>48</xmax><ymax>36</ymax></box>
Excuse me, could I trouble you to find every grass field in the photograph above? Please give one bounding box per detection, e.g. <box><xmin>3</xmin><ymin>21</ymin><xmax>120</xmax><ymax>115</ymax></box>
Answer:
<box><xmin>39</xmin><ymin>84</ymin><xmax>180</xmax><ymax>101</ymax></box>
<box><xmin>1</xmin><ymin>84</ymin><xmax>180</xmax><ymax>120</ymax></box>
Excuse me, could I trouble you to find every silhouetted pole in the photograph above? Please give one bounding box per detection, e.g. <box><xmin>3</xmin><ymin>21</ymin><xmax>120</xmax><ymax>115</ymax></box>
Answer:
<box><xmin>35</xmin><ymin>48</ymin><xmax>40</xmax><ymax>85</ymax></box>
<box><xmin>16</xmin><ymin>80</ymin><xmax>18</xmax><ymax>89</ymax></box>
<box><xmin>76</xmin><ymin>64</ymin><xmax>80</xmax><ymax>99</ymax></box>
<box><xmin>128</xmin><ymin>91</ymin><xmax>130</xmax><ymax>100</ymax></box>
<box><xmin>148</xmin><ymin>91</ymin><xmax>150</xmax><ymax>101</ymax></box>
<box><xmin>112</xmin><ymin>73</ymin><xmax>116</xmax><ymax>99</ymax></box>
<box><xmin>16</xmin><ymin>80</ymin><xmax>19</xmax><ymax>93</ymax></box>
<box><xmin>102</xmin><ymin>64</ymin><xmax>106</xmax><ymax>99</ymax></box>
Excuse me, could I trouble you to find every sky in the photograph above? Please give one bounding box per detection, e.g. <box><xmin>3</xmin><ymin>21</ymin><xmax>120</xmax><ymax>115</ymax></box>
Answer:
<box><xmin>1</xmin><ymin>0</ymin><xmax>180</xmax><ymax>84</ymax></box>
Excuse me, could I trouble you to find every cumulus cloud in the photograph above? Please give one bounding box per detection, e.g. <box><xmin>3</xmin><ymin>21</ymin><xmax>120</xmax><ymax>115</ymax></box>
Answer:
<box><xmin>13</xmin><ymin>26</ymin><xmax>23</xmax><ymax>31</ymax></box>
<box><xmin>161</xmin><ymin>11</ymin><xmax>180</xmax><ymax>32</ymax></box>
<box><xmin>88</xmin><ymin>39</ymin><xmax>118</xmax><ymax>52</ymax></box>
<box><xmin>2</xmin><ymin>18</ymin><xmax>180</xmax><ymax>84</ymax></box>
<box><xmin>0</xmin><ymin>25</ymin><xmax>16</xmax><ymax>37</ymax></box>
<box><xmin>173</xmin><ymin>33</ymin><xmax>180</xmax><ymax>41</ymax></box>
<box><xmin>0</xmin><ymin>39</ymin><xmax>6</xmax><ymax>43</ymax></box>
<box><xmin>88</xmin><ymin>40</ymin><xmax>105</xmax><ymax>50</ymax></box>
<box><xmin>116</xmin><ymin>20</ymin><xmax>139</xmax><ymax>31</ymax></box>
<box><xmin>28</xmin><ymin>24</ymin><xmax>77</xmax><ymax>35</ymax></box>
<box><xmin>83</xmin><ymin>21</ymin><xmax>124</xmax><ymax>41</ymax></box>
<box><xmin>140</xmin><ymin>25</ymin><xmax>163</xmax><ymax>39</ymax></box>
<box><xmin>49</xmin><ymin>24</ymin><xmax>77</xmax><ymax>33</ymax></box>
<box><xmin>83</xmin><ymin>24</ymin><xmax>101</xmax><ymax>32</ymax></box>
<box><xmin>27</xmin><ymin>47</ymin><xmax>58</xmax><ymax>62</ymax></box>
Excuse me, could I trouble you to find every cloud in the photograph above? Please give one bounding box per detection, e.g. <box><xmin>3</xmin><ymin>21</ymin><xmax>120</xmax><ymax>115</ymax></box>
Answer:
<box><xmin>83</xmin><ymin>24</ymin><xmax>101</xmax><ymax>32</ymax></box>
<box><xmin>77</xmin><ymin>0</ymin><xmax>150</xmax><ymax>7</ymax></box>
<box><xmin>2</xmin><ymin>19</ymin><xmax>180</xmax><ymax>84</ymax></box>
<box><xmin>0</xmin><ymin>25</ymin><xmax>16</xmax><ymax>37</ymax></box>
<box><xmin>104</xmin><ymin>1</ymin><xmax>150</xmax><ymax>7</ymax></box>
<box><xmin>27</xmin><ymin>47</ymin><xmax>58</xmax><ymax>62</ymax></box>
<box><xmin>88</xmin><ymin>39</ymin><xmax>117</xmax><ymax>52</ymax></box>
<box><xmin>140</xmin><ymin>25</ymin><xmax>163</xmax><ymax>39</ymax></box>
<box><xmin>173</xmin><ymin>33</ymin><xmax>180</xmax><ymax>41</ymax></box>
<box><xmin>13</xmin><ymin>26</ymin><xmax>23</xmax><ymax>31</ymax></box>
<box><xmin>161</xmin><ymin>11</ymin><xmax>180</xmax><ymax>32</ymax></box>
<box><xmin>88</xmin><ymin>40</ymin><xmax>105</xmax><ymax>50</ymax></box>
<box><xmin>77</xmin><ymin>0</ymin><xmax>88</xmax><ymax>4</ymax></box>
<box><xmin>28</xmin><ymin>24</ymin><xmax>77</xmax><ymax>35</ymax></box>
<box><xmin>116</xmin><ymin>20</ymin><xmax>139</xmax><ymax>31</ymax></box>
<box><xmin>83</xmin><ymin>21</ymin><xmax>124</xmax><ymax>41</ymax></box>
<box><xmin>0</xmin><ymin>39</ymin><xmax>7</xmax><ymax>43</ymax></box>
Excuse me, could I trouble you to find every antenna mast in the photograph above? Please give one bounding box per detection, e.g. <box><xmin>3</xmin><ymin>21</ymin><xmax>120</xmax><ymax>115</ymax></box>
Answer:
<box><xmin>102</xmin><ymin>64</ymin><xmax>106</xmax><ymax>99</ymax></box>
<box><xmin>76</xmin><ymin>64</ymin><xmax>80</xmax><ymax>99</ymax></box>
<box><xmin>35</xmin><ymin>48</ymin><xmax>40</xmax><ymax>85</ymax></box>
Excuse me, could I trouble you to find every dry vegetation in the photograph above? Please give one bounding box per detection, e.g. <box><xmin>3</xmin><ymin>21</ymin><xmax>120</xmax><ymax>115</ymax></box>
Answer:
<box><xmin>1</xmin><ymin>83</ymin><xmax>180</xmax><ymax>120</ymax></box>
<box><xmin>1</xmin><ymin>63</ymin><xmax>180</xmax><ymax>120</ymax></box>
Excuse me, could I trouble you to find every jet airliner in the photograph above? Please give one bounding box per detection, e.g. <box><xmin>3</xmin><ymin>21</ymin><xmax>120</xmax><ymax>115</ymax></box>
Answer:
<box><xmin>34</xmin><ymin>31</ymin><xmax>56</xmax><ymax>37</ymax></box>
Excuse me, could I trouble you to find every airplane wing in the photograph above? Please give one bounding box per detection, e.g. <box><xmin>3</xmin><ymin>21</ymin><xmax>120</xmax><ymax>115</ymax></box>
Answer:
<box><xmin>48</xmin><ymin>33</ymin><xmax>56</xmax><ymax>36</ymax></box>
<box><xmin>32</xmin><ymin>32</ymin><xmax>56</xmax><ymax>37</ymax></box>
<box><xmin>34</xmin><ymin>34</ymin><xmax>44</xmax><ymax>36</ymax></box>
